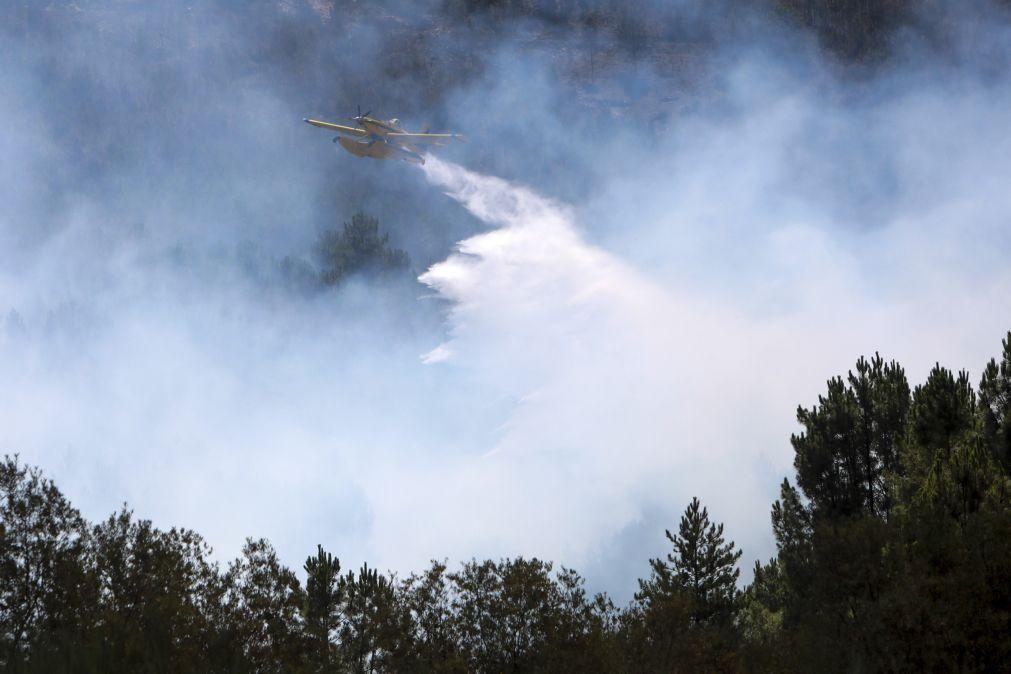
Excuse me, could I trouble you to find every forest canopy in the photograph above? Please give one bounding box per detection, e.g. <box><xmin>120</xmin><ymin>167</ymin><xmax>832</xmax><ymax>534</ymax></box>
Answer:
<box><xmin>3</xmin><ymin>331</ymin><xmax>1009</xmax><ymax>672</ymax></box>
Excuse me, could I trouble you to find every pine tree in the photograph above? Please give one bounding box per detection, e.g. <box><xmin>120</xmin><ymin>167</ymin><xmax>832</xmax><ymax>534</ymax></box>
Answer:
<box><xmin>666</xmin><ymin>497</ymin><xmax>742</xmax><ymax>626</ymax></box>
<box><xmin>979</xmin><ymin>331</ymin><xmax>1011</xmax><ymax>472</ymax></box>
<box><xmin>792</xmin><ymin>355</ymin><xmax>910</xmax><ymax>520</ymax></box>
<box><xmin>637</xmin><ymin>498</ymin><xmax>743</xmax><ymax>627</ymax></box>
<box><xmin>316</xmin><ymin>212</ymin><xmax>410</xmax><ymax>287</ymax></box>
<box><xmin>224</xmin><ymin>538</ymin><xmax>307</xmax><ymax>671</ymax></box>
<box><xmin>909</xmin><ymin>365</ymin><xmax>976</xmax><ymax>455</ymax></box>
<box><xmin>400</xmin><ymin>561</ymin><xmax>466</xmax><ymax>672</ymax></box>
<box><xmin>303</xmin><ymin>545</ymin><xmax>342</xmax><ymax>669</ymax></box>
<box><xmin>337</xmin><ymin>562</ymin><xmax>406</xmax><ymax>673</ymax></box>
<box><xmin>769</xmin><ymin>478</ymin><xmax>813</xmax><ymax>614</ymax></box>
<box><xmin>633</xmin><ymin>498</ymin><xmax>743</xmax><ymax>671</ymax></box>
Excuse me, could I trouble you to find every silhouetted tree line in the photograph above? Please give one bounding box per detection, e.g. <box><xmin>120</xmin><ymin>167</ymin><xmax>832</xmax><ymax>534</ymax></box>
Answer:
<box><xmin>2</xmin><ymin>331</ymin><xmax>1010</xmax><ymax>672</ymax></box>
<box><xmin>444</xmin><ymin>0</ymin><xmax>975</xmax><ymax>61</ymax></box>
<box><xmin>316</xmin><ymin>213</ymin><xmax>410</xmax><ymax>287</ymax></box>
<box><xmin>279</xmin><ymin>212</ymin><xmax>411</xmax><ymax>292</ymax></box>
<box><xmin>771</xmin><ymin>0</ymin><xmax>921</xmax><ymax>60</ymax></box>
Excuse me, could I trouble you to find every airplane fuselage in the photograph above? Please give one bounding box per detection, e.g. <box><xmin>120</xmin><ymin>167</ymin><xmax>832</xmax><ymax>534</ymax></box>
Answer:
<box><xmin>304</xmin><ymin>114</ymin><xmax>461</xmax><ymax>165</ymax></box>
<box><xmin>336</xmin><ymin>136</ymin><xmax>424</xmax><ymax>164</ymax></box>
<box><xmin>342</xmin><ymin>117</ymin><xmax>423</xmax><ymax>163</ymax></box>
<box><xmin>359</xmin><ymin>117</ymin><xmax>404</xmax><ymax>135</ymax></box>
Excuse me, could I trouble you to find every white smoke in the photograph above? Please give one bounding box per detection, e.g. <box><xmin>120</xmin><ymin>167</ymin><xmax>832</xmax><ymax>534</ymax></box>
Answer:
<box><xmin>6</xmin><ymin>3</ymin><xmax>1011</xmax><ymax>603</ymax></box>
<box><xmin>353</xmin><ymin>148</ymin><xmax>1011</xmax><ymax>594</ymax></box>
<box><xmin>352</xmin><ymin>158</ymin><xmax>795</xmax><ymax>586</ymax></box>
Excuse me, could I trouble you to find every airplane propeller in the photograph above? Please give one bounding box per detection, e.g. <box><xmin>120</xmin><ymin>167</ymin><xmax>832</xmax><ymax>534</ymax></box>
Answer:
<box><xmin>351</xmin><ymin>104</ymin><xmax>372</xmax><ymax>124</ymax></box>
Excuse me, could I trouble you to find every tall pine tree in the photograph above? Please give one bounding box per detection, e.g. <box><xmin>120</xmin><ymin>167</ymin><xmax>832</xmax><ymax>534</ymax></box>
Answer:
<box><xmin>303</xmin><ymin>545</ymin><xmax>342</xmax><ymax>669</ymax></box>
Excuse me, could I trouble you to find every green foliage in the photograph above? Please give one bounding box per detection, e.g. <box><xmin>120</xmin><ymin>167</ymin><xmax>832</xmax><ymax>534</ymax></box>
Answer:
<box><xmin>792</xmin><ymin>354</ymin><xmax>909</xmax><ymax>520</ymax></box>
<box><xmin>446</xmin><ymin>557</ymin><xmax>616</xmax><ymax>672</ymax></box>
<box><xmin>399</xmin><ymin>561</ymin><xmax>466</xmax><ymax>672</ymax></box>
<box><xmin>762</xmin><ymin>335</ymin><xmax>1011</xmax><ymax>672</ymax></box>
<box><xmin>316</xmin><ymin>212</ymin><xmax>410</xmax><ymax>287</ymax></box>
<box><xmin>910</xmin><ymin>365</ymin><xmax>976</xmax><ymax>453</ymax></box>
<box><xmin>646</xmin><ymin>497</ymin><xmax>742</xmax><ymax>627</ymax></box>
<box><xmin>88</xmin><ymin>509</ymin><xmax>225</xmax><ymax>669</ymax></box>
<box><xmin>0</xmin><ymin>456</ymin><xmax>90</xmax><ymax>668</ymax></box>
<box><xmin>978</xmin><ymin>331</ymin><xmax>1011</xmax><ymax>471</ymax></box>
<box><xmin>632</xmin><ymin>497</ymin><xmax>743</xmax><ymax>672</ymax></box>
<box><xmin>303</xmin><ymin>544</ymin><xmax>342</xmax><ymax>668</ymax></box>
<box><xmin>3</xmin><ymin>330</ymin><xmax>1011</xmax><ymax>671</ymax></box>
<box><xmin>739</xmin><ymin>559</ymin><xmax>785</xmax><ymax>654</ymax></box>
<box><xmin>336</xmin><ymin>563</ymin><xmax>407</xmax><ymax>672</ymax></box>
<box><xmin>223</xmin><ymin>538</ymin><xmax>308</xmax><ymax>671</ymax></box>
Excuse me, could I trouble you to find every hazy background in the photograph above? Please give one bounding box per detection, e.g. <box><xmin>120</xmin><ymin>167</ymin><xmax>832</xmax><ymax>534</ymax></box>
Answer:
<box><xmin>2</xmin><ymin>0</ymin><xmax>1010</xmax><ymax>599</ymax></box>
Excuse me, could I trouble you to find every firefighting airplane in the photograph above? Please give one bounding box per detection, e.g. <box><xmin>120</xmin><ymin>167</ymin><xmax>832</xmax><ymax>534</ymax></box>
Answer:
<box><xmin>304</xmin><ymin>107</ymin><xmax>464</xmax><ymax>165</ymax></box>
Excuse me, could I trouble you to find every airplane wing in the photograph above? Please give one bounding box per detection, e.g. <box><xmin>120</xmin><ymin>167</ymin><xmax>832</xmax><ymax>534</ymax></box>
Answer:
<box><xmin>304</xmin><ymin>118</ymin><xmax>368</xmax><ymax>137</ymax></box>
<box><xmin>386</xmin><ymin>132</ymin><xmax>465</xmax><ymax>145</ymax></box>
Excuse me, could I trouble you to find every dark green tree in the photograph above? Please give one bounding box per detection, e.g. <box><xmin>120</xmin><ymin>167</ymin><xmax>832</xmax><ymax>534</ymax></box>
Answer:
<box><xmin>447</xmin><ymin>557</ymin><xmax>615</xmax><ymax>672</ymax></box>
<box><xmin>632</xmin><ymin>497</ymin><xmax>743</xmax><ymax>672</ymax></box>
<box><xmin>223</xmin><ymin>538</ymin><xmax>308</xmax><ymax>671</ymax></box>
<box><xmin>303</xmin><ymin>545</ymin><xmax>342</xmax><ymax>669</ymax></box>
<box><xmin>644</xmin><ymin>497</ymin><xmax>742</xmax><ymax>626</ymax></box>
<box><xmin>337</xmin><ymin>562</ymin><xmax>407</xmax><ymax>673</ymax></box>
<box><xmin>766</xmin><ymin>336</ymin><xmax>1011</xmax><ymax>672</ymax></box>
<box><xmin>448</xmin><ymin>558</ymin><xmax>525</xmax><ymax>672</ymax></box>
<box><xmin>87</xmin><ymin>508</ymin><xmax>224</xmax><ymax>671</ymax></box>
<box><xmin>978</xmin><ymin>330</ymin><xmax>1011</xmax><ymax>472</ymax></box>
<box><xmin>400</xmin><ymin>561</ymin><xmax>466</xmax><ymax>673</ymax></box>
<box><xmin>773</xmin><ymin>361</ymin><xmax>910</xmax><ymax>670</ymax></box>
<box><xmin>316</xmin><ymin>212</ymin><xmax>409</xmax><ymax>287</ymax></box>
<box><xmin>792</xmin><ymin>355</ymin><xmax>909</xmax><ymax>520</ymax></box>
<box><xmin>0</xmin><ymin>456</ymin><xmax>92</xmax><ymax>668</ymax></box>
<box><xmin>768</xmin><ymin>478</ymin><xmax>813</xmax><ymax>623</ymax></box>
<box><xmin>909</xmin><ymin>365</ymin><xmax>976</xmax><ymax>454</ymax></box>
<box><xmin>901</xmin><ymin>364</ymin><xmax>989</xmax><ymax>520</ymax></box>
<box><xmin>543</xmin><ymin>567</ymin><xmax>621</xmax><ymax>672</ymax></box>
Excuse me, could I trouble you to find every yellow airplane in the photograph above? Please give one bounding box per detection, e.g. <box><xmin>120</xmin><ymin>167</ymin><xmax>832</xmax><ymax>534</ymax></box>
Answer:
<box><xmin>304</xmin><ymin>107</ymin><xmax>464</xmax><ymax>165</ymax></box>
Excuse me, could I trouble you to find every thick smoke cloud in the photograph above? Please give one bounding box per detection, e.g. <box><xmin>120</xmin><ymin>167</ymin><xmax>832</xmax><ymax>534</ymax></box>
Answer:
<box><xmin>2</xmin><ymin>0</ymin><xmax>1011</xmax><ymax>599</ymax></box>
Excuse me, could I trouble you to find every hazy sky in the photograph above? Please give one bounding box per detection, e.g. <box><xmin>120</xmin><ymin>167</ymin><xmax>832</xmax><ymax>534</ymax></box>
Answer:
<box><xmin>2</xmin><ymin>1</ymin><xmax>1011</xmax><ymax>599</ymax></box>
